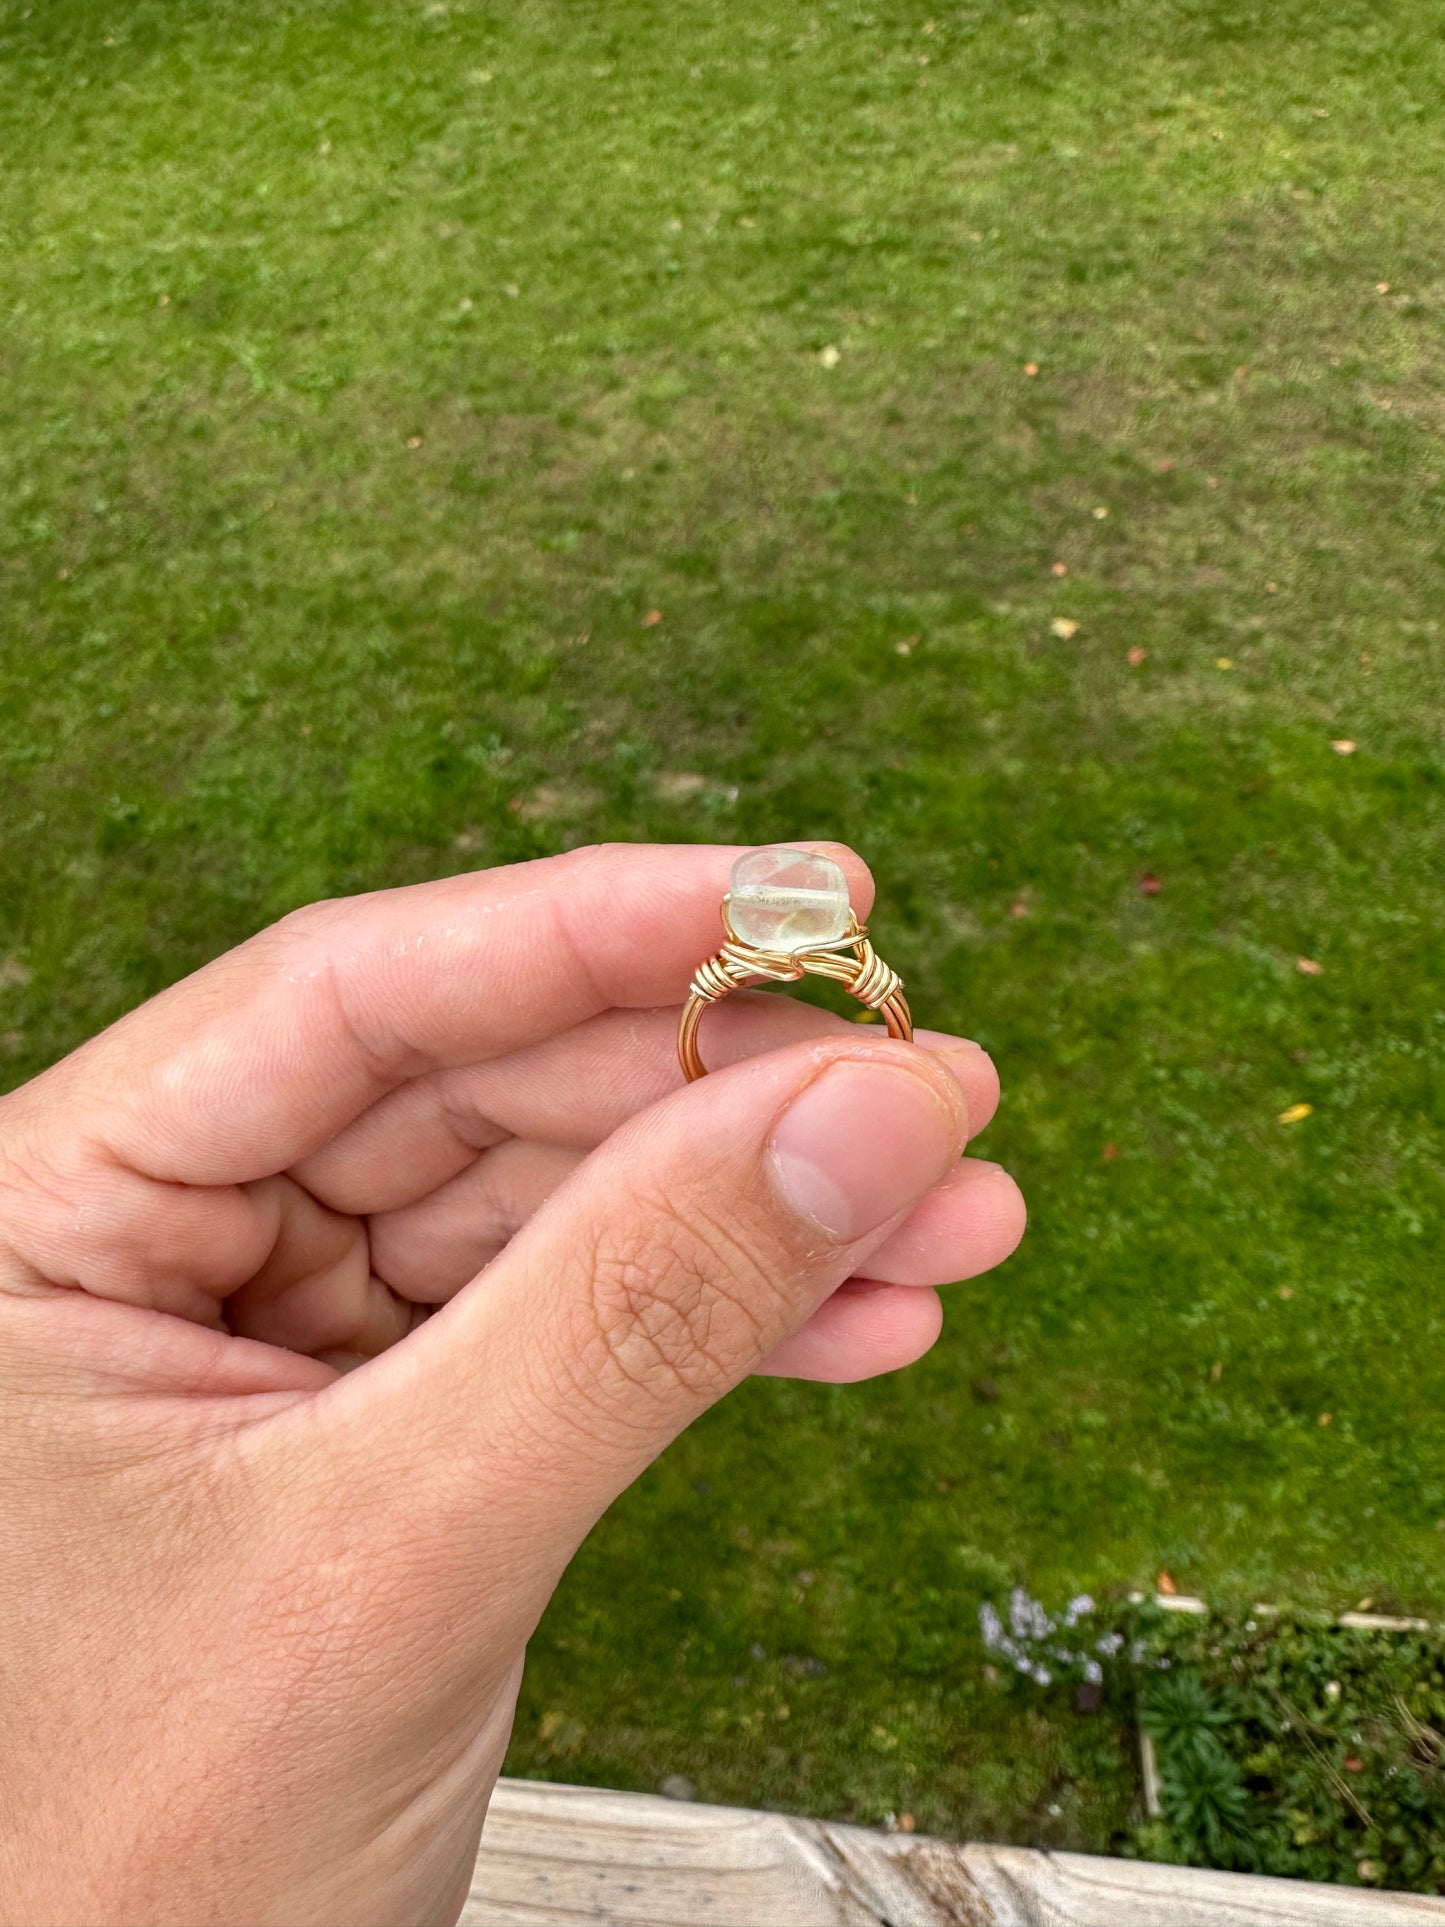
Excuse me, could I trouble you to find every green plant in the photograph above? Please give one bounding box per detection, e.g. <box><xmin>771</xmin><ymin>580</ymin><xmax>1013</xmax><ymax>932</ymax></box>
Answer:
<box><xmin>1141</xmin><ymin>1670</ymin><xmax>1254</xmax><ymax>1859</ymax></box>
<box><xmin>983</xmin><ymin>1594</ymin><xmax>1445</xmax><ymax>1888</ymax></box>
<box><xmin>1130</xmin><ymin>1608</ymin><xmax>1445</xmax><ymax>1890</ymax></box>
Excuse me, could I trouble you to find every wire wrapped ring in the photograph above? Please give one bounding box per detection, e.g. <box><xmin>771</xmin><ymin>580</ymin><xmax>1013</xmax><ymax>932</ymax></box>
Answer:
<box><xmin>678</xmin><ymin>908</ymin><xmax>912</xmax><ymax>1082</ymax></box>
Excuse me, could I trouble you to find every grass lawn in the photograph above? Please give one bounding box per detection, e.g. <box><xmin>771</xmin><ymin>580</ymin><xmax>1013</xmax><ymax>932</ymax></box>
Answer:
<box><xmin>2</xmin><ymin>0</ymin><xmax>1442</xmax><ymax>1861</ymax></box>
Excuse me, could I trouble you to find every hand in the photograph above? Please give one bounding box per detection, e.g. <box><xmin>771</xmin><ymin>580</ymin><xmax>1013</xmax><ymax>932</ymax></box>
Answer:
<box><xmin>0</xmin><ymin>843</ymin><xmax>1024</xmax><ymax>1926</ymax></box>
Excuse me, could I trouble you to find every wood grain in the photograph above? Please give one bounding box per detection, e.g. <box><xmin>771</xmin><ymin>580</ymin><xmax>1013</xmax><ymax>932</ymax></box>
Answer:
<box><xmin>463</xmin><ymin>1779</ymin><xmax>1445</xmax><ymax>1926</ymax></box>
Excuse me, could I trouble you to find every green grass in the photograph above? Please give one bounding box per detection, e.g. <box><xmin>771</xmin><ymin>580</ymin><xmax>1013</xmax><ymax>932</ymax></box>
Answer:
<box><xmin>2</xmin><ymin>0</ymin><xmax>1442</xmax><ymax>1861</ymax></box>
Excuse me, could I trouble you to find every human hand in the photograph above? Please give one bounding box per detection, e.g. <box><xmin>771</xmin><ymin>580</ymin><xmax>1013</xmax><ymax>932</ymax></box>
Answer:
<box><xmin>0</xmin><ymin>843</ymin><xmax>1024</xmax><ymax>1926</ymax></box>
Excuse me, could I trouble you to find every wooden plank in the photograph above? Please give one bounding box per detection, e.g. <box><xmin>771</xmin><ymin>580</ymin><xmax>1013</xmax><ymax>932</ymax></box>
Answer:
<box><xmin>1131</xmin><ymin>1592</ymin><xmax>1434</xmax><ymax>1633</ymax></box>
<box><xmin>464</xmin><ymin>1779</ymin><xmax>1445</xmax><ymax>1927</ymax></box>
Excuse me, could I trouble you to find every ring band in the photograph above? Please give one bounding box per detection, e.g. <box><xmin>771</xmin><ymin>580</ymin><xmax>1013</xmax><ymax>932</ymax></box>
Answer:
<box><xmin>678</xmin><ymin>898</ymin><xmax>913</xmax><ymax>1083</ymax></box>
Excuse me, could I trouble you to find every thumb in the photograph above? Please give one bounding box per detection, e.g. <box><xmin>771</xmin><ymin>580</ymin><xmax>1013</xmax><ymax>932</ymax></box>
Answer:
<box><xmin>326</xmin><ymin>1037</ymin><xmax>967</xmax><ymax>1593</ymax></box>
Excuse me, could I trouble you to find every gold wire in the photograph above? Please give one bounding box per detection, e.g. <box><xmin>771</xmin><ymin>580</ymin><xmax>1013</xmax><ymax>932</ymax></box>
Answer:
<box><xmin>677</xmin><ymin>908</ymin><xmax>913</xmax><ymax>1081</ymax></box>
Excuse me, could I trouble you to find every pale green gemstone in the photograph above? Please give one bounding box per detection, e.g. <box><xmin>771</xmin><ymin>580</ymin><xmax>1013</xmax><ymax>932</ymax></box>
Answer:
<box><xmin>728</xmin><ymin>847</ymin><xmax>851</xmax><ymax>952</ymax></box>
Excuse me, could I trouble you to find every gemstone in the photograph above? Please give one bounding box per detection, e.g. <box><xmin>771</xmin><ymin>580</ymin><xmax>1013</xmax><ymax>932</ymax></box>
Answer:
<box><xmin>728</xmin><ymin>847</ymin><xmax>851</xmax><ymax>952</ymax></box>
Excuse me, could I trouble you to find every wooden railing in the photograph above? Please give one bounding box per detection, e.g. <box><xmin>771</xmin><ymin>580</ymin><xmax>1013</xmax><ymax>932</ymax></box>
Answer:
<box><xmin>463</xmin><ymin>1779</ymin><xmax>1445</xmax><ymax>1925</ymax></box>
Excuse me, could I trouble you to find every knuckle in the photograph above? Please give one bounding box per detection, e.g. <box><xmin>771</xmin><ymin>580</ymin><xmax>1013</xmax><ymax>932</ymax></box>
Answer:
<box><xmin>574</xmin><ymin>1192</ymin><xmax>787</xmax><ymax>1407</ymax></box>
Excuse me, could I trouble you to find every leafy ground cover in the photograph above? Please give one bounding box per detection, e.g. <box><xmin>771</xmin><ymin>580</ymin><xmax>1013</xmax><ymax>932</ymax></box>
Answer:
<box><xmin>2</xmin><ymin>0</ymin><xmax>1441</xmax><ymax>1868</ymax></box>
<box><xmin>984</xmin><ymin>1590</ymin><xmax>1445</xmax><ymax>1892</ymax></box>
<box><xmin>1132</xmin><ymin>1606</ymin><xmax>1445</xmax><ymax>1893</ymax></box>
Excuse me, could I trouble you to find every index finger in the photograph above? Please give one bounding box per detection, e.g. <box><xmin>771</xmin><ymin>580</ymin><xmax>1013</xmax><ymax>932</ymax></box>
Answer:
<box><xmin>30</xmin><ymin>842</ymin><xmax>876</xmax><ymax>1185</ymax></box>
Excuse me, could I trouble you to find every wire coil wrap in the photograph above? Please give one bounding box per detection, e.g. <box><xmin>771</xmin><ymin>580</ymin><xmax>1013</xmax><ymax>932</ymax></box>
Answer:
<box><xmin>678</xmin><ymin>911</ymin><xmax>912</xmax><ymax>1080</ymax></box>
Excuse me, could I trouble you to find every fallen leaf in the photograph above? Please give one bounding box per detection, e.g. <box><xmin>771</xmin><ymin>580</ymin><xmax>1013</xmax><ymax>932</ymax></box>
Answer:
<box><xmin>1342</xmin><ymin>1752</ymin><xmax>1362</xmax><ymax>1770</ymax></box>
<box><xmin>1215</xmin><ymin>656</ymin><xmax>1235</xmax><ymax>670</ymax></box>
<box><xmin>1157</xmin><ymin>1570</ymin><xmax>1178</xmax><ymax>1596</ymax></box>
<box><xmin>1278</xmin><ymin>1102</ymin><xmax>1313</xmax><ymax>1124</ymax></box>
<box><xmin>1024</xmin><ymin>361</ymin><xmax>1039</xmax><ymax>376</ymax></box>
<box><xmin>641</xmin><ymin>609</ymin><xmax>663</xmax><ymax>628</ymax></box>
<box><xmin>819</xmin><ymin>343</ymin><xmax>841</xmax><ymax>368</ymax></box>
<box><xmin>1296</xmin><ymin>957</ymin><xmax>1324</xmax><ymax>976</ymax></box>
<box><xmin>1009</xmin><ymin>900</ymin><xmax>1028</xmax><ymax>918</ymax></box>
<box><xmin>1050</xmin><ymin>617</ymin><xmax>1080</xmax><ymax>639</ymax></box>
<box><xmin>1128</xmin><ymin>646</ymin><xmax>1148</xmax><ymax>666</ymax></box>
<box><xmin>1138</xmin><ymin>872</ymin><xmax>1162</xmax><ymax>895</ymax></box>
<box><xmin>1050</xmin><ymin>560</ymin><xmax>1068</xmax><ymax>577</ymax></box>
<box><xmin>1375</xmin><ymin>281</ymin><xmax>1390</xmax><ymax>294</ymax></box>
<box><xmin>1102</xmin><ymin>1142</ymin><xmax>1119</xmax><ymax>1161</ymax></box>
<box><xmin>1331</xmin><ymin>738</ymin><xmax>1356</xmax><ymax>755</ymax></box>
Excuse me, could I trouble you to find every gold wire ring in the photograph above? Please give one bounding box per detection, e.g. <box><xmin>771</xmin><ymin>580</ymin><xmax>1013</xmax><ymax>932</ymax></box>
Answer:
<box><xmin>678</xmin><ymin>905</ymin><xmax>913</xmax><ymax>1082</ymax></box>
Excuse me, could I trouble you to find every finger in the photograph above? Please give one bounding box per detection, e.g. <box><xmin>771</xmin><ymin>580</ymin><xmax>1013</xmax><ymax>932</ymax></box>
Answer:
<box><xmin>296</xmin><ymin>1001</ymin><xmax>997</xmax><ymax>1215</ymax></box>
<box><xmin>915</xmin><ymin>1028</ymin><xmax>1000</xmax><ymax>1139</ymax></box>
<box><xmin>38</xmin><ymin>843</ymin><xmax>876</xmax><ymax>1186</ymax></box>
<box><xmin>861</xmin><ymin>1157</ymin><xmax>1027</xmax><ymax>1287</ymax></box>
<box><xmin>225</xmin><ymin>1176</ymin><xmax>421</xmax><ymax>1363</ymax></box>
<box><xmin>369</xmin><ymin>1140</ymin><xmax>586</xmax><ymax>1303</ymax></box>
<box><xmin>750</xmin><ymin>1159</ymin><xmax>1025</xmax><ymax>1383</ymax></box>
<box><xmin>306</xmin><ymin>1036</ymin><xmax>971</xmax><ymax>1593</ymax></box>
<box><xmin>752</xmin><ymin>1281</ymin><xmax>944</xmax><ymax>1382</ymax></box>
<box><xmin>370</xmin><ymin>1140</ymin><xmax>1022</xmax><ymax>1312</ymax></box>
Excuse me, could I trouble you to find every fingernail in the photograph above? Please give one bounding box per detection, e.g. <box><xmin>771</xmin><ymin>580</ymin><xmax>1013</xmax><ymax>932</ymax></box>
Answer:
<box><xmin>769</xmin><ymin>1058</ymin><xmax>962</xmax><ymax>1241</ymax></box>
<box><xmin>913</xmin><ymin>1029</ymin><xmax>985</xmax><ymax>1056</ymax></box>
